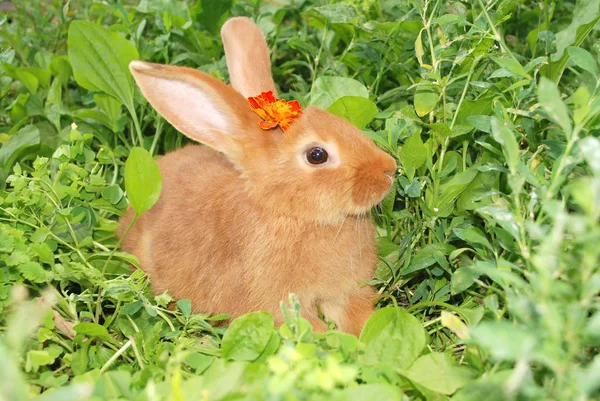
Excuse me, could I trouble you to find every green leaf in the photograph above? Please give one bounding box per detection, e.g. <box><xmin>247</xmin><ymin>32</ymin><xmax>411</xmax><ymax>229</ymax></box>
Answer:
<box><xmin>415</xmin><ymin>29</ymin><xmax>426</xmax><ymax>68</ymax></box>
<box><xmin>400</xmin><ymin>132</ymin><xmax>426</xmax><ymax>181</ymax></box>
<box><xmin>490</xmin><ymin>117</ymin><xmax>520</xmax><ymax>172</ymax></box>
<box><xmin>452</xmin><ymin>371</ymin><xmax>513</xmax><ymax>401</ymax></box>
<box><xmin>567</xmin><ymin>46</ymin><xmax>599</xmax><ymax>78</ymax></box>
<box><xmin>406</xmin><ymin>178</ymin><xmax>421</xmax><ymax>198</ymax></box>
<box><xmin>221</xmin><ymin>311</ymin><xmax>274</xmax><ymax>361</ymax></box>
<box><xmin>476</xmin><ymin>206</ymin><xmax>520</xmax><ymax>241</ymax></box>
<box><xmin>341</xmin><ymin>383</ymin><xmax>403</xmax><ymax>401</ymax></box>
<box><xmin>491</xmin><ymin>57</ymin><xmax>526</xmax><ymax>77</ymax></box>
<box><xmin>101</xmin><ymin>185</ymin><xmax>124</xmax><ymax>205</ymax></box>
<box><xmin>305</xmin><ymin>4</ymin><xmax>359</xmax><ymax>24</ymax></box>
<box><xmin>124</xmin><ymin>147</ymin><xmax>162</xmax><ymax>214</ymax></box>
<box><xmin>310</xmin><ymin>77</ymin><xmax>369</xmax><ymax>109</ymax></box>
<box><xmin>68</xmin><ymin>21</ymin><xmax>139</xmax><ymax>111</ymax></box>
<box><xmin>402</xmin><ymin>352</ymin><xmax>473</xmax><ymax>395</ymax></box>
<box><xmin>466</xmin><ymin>115</ymin><xmax>492</xmax><ymax>133</ymax></box>
<box><xmin>195</xmin><ymin>0</ymin><xmax>233</xmax><ymax>34</ymax></box>
<box><xmin>549</xmin><ymin>0</ymin><xmax>600</xmax><ymax>82</ymax></box>
<box><xmin>536</xmin><ymin>77</ymin><xmax>572</xmax><ymax>134</ymax></box>
<box><xmin>328</xmin><ymin>96</ymin><xmax>379</xmax><ymax>129</ymax></box>
<box><xmin>580</xmin><ymin>137</ymin><xmax>600</xmax><ymax>176</ymax></box>
<box><xmin>470</xmin><ymin>321</ymin><xmax>537</xmax><ymax>361</ymax></box>
<box><xmin>414</xmin><ymin>84</ymin><xmax>439</xmax><ymax>117</ymax></box>
<box><xmin>19</xmin><ymin>261</ymin><xmax>50</xmax><ymax>283</ymax></box>
<box><xmin>71</xmin><ymin>349</ymin><xmax>89</xmax><ymax>376</ymax></box>
<box><xmin>73</xmin><ymin>322</ymin><xmax>109</xmax><ymax>338</ymax></box>
<box><xmin>360</xmin><ymin>307</ymin><xmax>425</xmax><ymax>369</ymax></box>
<box><xmin>453</xmin><ymin>227</ymin><xmax>493</xmax><ymax>251</ymax></box>
<box><xmin>177</xmin><ymin>299</ymin><xmax>192</xmax><ymax>318</ymax></box>
<box><xmin>26</xmin><ymin>349</ymin><xmax>60</xmax><ymax>372</ymax></box>
<box><xmin>0</xmin><ymin>125</ymin><xmax>40</xmax><ymax>171</ymax></box>
<box><xmin>430</xmin><ymin>166</ymin><xmax>479</xmax><ymax>216</ymax></box>
<box><xmin>451</xmin><ymin>266</ymin><xmax>481</xmax><ymax>295</ymax></box>
<box><xmin>3</xmin><ymin>64</ymin><xmax>39</xmax><ymax>93</ymax></box>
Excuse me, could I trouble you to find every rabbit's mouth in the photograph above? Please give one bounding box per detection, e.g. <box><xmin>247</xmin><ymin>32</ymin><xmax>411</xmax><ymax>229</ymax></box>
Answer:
<box><xmin>348</xmin><ymin>157</ymin><xmax>397</xmax><ymax>213</ymax></box>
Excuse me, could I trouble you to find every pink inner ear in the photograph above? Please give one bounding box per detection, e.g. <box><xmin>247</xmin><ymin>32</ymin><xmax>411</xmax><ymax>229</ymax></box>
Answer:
<box><xmin>150</xmin><ymin>78</ymin><xmax>231</xmax><ymax>135</ymax></box>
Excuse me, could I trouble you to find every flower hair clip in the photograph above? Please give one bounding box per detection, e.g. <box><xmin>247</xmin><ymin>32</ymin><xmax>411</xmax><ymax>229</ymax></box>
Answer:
<box><xmin>247</xmin><ymin>91</ymin><xmax>302</xmax><ymax>132</ymax></box>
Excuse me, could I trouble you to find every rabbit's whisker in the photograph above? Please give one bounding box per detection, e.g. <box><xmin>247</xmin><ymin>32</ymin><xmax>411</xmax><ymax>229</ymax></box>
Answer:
<box><xmin>333</xmin><ymin>215</ymin><xmax>348</xmax><ymax>244</ymax></box>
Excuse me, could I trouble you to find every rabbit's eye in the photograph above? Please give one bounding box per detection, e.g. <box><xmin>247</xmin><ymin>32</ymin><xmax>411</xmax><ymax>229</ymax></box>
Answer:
<box><xmin>306</xmin><ymin>147</ymin><xmax>328</xmax><ymax>165</ymax></box>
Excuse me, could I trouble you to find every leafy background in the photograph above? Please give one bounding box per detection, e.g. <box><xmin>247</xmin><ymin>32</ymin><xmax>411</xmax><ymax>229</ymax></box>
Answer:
<box><xmin>0</xmin><ymin>0</ymin><xmax>599</xmax><ymax>400</ymax></box>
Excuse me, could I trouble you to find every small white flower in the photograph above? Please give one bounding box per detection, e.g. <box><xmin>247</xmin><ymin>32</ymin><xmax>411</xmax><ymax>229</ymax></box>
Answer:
<box><xmin>71</xmin><ymin>122</ymin><xmax>78</xmax><ymax>130</ymax></box>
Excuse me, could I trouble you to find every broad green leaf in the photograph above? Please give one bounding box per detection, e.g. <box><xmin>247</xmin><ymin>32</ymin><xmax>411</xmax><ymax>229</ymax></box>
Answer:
<box><xmin>580</xmin><ymin>137</ymin><xmax>600</xmax><ymax>176</ymax></box>
<box><xmin>310</xmin><ymin>77</ymin><xmax>369</xmax><ymax>109</ymax></box>
<box><xmin>26</xmin><ymin>348</ymin><xmax>61</xmax><ymax>372</ymax></box>
<box><xmin>221</xmin><ymin>311</ymin><xmax>274</xmax><ymax>361</ymax></box>
<box><xmin>536</xmin><ymin>77</ymin><xmax>572</xmax><ymax>134</ymax></box>
<box><xmin>3</xmin><ymin>64</ymin><xmax>39</xmax><ymax>93</ymax></box>
<box><xmin>430</xmin><ymin>166</ymin><xmax>479</xmax><ymax>217</ymax></box>
<box><xmin>328</xmin><ymin>96</ymin><xmax>378</xmax><ymax>129</ymax></box>
<box><xmin>305</xmin><ymin>4</ymin><xmax>359</xmax><ymax>24</ymax></box>
<box><xmin>451</xmin><ymin>266</ymin><xmax>481</xmax><ymax>295</ymax></box>
<box><xmin>414</xmin><ymin>84</ymin><xmax>439</xmax><ymax>116</ymax></box>
<box><xmin>400</xmin><ymin>132</ymin><xmax>426</xmax><ymax>181</ymax></box>
<box><xmin>124</xmin><ymin>147</ymin><xmax>162</xmax><ymax>214</ymax></box>
<box><xmin>567</xmin><ymin>46</ymin><xmax>599</xmax><ymax>78</ymax></box>
<box><xmin>569</xmin><ymin>177</ymin><xmax>599</xmax><ymax>217</ymax></box>
<box><xmin>470</xmin><ymin>321</ymin><xmax>536</xmax><ymax>361</ymax></box>
<box><xmin>101</xmin><ymin>185</ymin><xmax>124</xmax><ymax>205</ymax></box>
<box><xmin>177</xmin><ymin>299</ymin><xmax>192</xmax><ymax>318</ymax></box>
<box><xmin>68</xmin><ymin>21</ymin><xmax>138</xmax><ymax>111</ymax></box>
<box><xmin>195</xmin><ymin>0</ymin><xmax>233</xmax><ymax>34</ymax></box>
<box><xmin>402</xmin><ymin>352</ymin><xmax>473</xmax><ymax>394</ymax></box>
<box><xmin>452</xmin><ymin>371</ymin><xmax>513</xmax><ymax>401</ymax></box>
<box><xmin>467</xmin><ymin>115</ymin><xmax>492</xmax><ymax>133</ymax></box>
<box><xmin>490</xmin><ymin>117</ymin><xmax>520</xmax><ymax>172</ymax></box>
<box><xmin>186</xmin><ymin>353</ymin><xmax>214</xmax><ymax>374</ymax></box>
<box><xmin>360</xmin><ymin>307</ymin><xmax>425</xmax><ymax>369</ymax></box>
<box><xmin>491</xmin><ymin>57</ymin><xmax>526</xmax><ymax>77</ymax></box>
<box><xmin>406</xmin><ymin>178</ymin><xmax>421</xmax><ymax>198</ymax></box>
<box><xmin>19</xmin><ymin>261</ymin><xmax>50</xmax><ymax>283</ymax></box>
<box><xmin>71</xmin><ymin>349</ymin><xmax>89</xmax><ymax>376</ymax></box>
<box><xmin>549</xmin><ymin>0</ymin><xmax>600</xmax><ymax>82</ymax></box>
<box><xmin>476</xmin><ymin>206</ymin><xmax>520</xmax><ymax>241</ymax></box>
<box><xmin>73</xmin><ymin>322</ymin><xmax>109</xmax><ymax>338</ymax></box>
<box><xmin>0</xmin><ymin>125</ymin><xmax>40</xmax><ymax>171</ymax></box>
<box><xmin>94</xmin><ymin>93</ymin><xmax>123</xmax><ymax>122</ymax></box>
<box><xmin>341</xmin><ymin>383</ymin><xmax>403</xmax><ymax>401</ymax></box>
<box><xmin>402</xmin><ymin>243</ymin><xmax>456</xmax><ymax>275</ymax></box>
<box><xmin>453</xmin><ymin>227</ymin><xmax>493</xmax><ymax>251</ymax></box>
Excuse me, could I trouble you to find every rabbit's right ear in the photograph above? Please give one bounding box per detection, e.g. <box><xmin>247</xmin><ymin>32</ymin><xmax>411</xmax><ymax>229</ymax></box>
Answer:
<box><xmin>221</xmin><ymin>17</ymin><xmax>278</xmax><ymax>98</ymax></box>
<box><xmin>129</xmin><ymin>61</ymin><xmax>260</xmax><ymax>163</ymax></box>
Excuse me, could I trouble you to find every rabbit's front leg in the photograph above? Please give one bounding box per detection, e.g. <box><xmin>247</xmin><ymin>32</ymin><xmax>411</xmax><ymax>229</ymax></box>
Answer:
<box><xmin>321</xmin><ymin>287</ymin><xmax>376</xmax><ymax>337</ymax></box>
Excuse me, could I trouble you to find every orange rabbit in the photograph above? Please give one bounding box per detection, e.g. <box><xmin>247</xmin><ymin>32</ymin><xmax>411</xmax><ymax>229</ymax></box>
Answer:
<box><xmin>118</xmin><ymin>17</ymin><xmax>396</xmax><ymax>336</ymax></box>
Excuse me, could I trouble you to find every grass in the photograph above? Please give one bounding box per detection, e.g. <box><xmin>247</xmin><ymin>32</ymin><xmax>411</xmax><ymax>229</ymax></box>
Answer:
<box><xmin>1</xmin><ymin>0</ymin><xmax>600</xmax><ymax>400</ymax></box>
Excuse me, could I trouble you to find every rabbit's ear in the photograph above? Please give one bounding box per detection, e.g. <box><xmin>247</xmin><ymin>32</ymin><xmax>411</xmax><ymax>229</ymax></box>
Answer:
<box><xmin>130</xmin><ymin>61</ymin><xmax>259</xmax><ymax>161</ymax></box>
<box><xmin>221</xmin><ymin>17</ymin><xmax>278</xmax><ymax>98</ymax></box>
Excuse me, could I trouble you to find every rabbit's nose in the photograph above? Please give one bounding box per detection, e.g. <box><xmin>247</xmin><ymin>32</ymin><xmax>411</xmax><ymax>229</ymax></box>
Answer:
<box><xmin>381</xmin><ymin>154</ymin><xmax>397</xmax><ymax>181</ymax></box>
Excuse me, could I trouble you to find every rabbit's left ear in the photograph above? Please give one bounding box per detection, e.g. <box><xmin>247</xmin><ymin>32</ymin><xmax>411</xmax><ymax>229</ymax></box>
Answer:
<box><xmin>129</xmin><ymin>61</ymin><xmax>262</xmax><ymax>164</ymax></box>
<box><xmin>221</xmin><ymin>17</ymin><xmax>278</xmax><ymax>98</ymax></box>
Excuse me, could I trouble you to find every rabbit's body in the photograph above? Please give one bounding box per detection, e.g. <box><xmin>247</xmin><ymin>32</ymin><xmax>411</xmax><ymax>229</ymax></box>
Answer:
<box><xmin>119</xmin><ymin>17</ymin><xmax>396</xmax><ymax>336</ymax></box>
<box><xmin>121</xmin><ymin>144</ymin><xmax>377</xmax><ymax>334</ymax></box>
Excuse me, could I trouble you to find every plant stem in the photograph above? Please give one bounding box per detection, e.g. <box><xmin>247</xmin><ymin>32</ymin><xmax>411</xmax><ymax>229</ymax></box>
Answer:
<box><xmin>100</xmin><ymin>339</ymin><xmax>132</xmax><ymax>373</ymax></box>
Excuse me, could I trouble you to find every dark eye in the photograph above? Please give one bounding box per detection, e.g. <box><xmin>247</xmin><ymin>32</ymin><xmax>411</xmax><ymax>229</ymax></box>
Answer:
<box><xmin>306</xmin><ymin>147</ymin><xmax>328</xmax><ymax>165</ymax></box>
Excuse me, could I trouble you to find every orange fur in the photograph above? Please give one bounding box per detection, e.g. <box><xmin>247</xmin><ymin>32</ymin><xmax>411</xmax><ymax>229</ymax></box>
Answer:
<box><xmin>118</xmin><ymin>17</ymin><xmax>396</xmax><ymax>337</ymax></box>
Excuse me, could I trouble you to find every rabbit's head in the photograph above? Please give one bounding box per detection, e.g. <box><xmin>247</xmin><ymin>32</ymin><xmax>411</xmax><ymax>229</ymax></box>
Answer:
<box><xmin>130</xmin><ymin>17</ymin><xmax>396</xmax><ymax>224</ymax></box>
